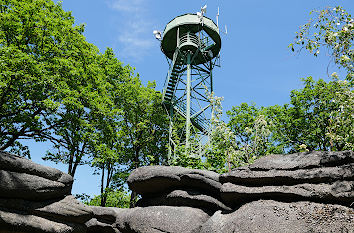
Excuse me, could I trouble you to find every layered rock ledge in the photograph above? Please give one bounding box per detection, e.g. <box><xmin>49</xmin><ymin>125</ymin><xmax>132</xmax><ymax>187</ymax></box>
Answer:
<box><xmin>0</xmin><ymin>150</ymin><xmax>353</xmax><ymax>233</ymax></box>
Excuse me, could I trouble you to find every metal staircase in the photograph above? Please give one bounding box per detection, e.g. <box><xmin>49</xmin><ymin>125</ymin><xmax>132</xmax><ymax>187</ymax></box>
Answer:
<box><xmin>162</xmin><ymin>50</ymin><xmax>209</xmax><ymax>134</ymax></box>
<box><xmin>162</xmin><ymin>51</ymin><xmax>183</xmax><ymax>104</ymax></box>
<box><xmin>173</xmin><ymin>99</ymin><xmax>209</xmax><ymax>134</ymax></box>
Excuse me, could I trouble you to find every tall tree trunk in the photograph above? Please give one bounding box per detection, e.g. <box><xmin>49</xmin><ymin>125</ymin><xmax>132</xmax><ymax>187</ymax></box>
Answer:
<box><xmin>71</xmin><ymin>154</ymin><xmax>81</xmax><ymax>179</ymax></box>
<box><xmin>102</xmin><ymin>163</ymin><xmax>112</xmax><ymax>207</ymax></box>
<box><xmin>68</xmin><ymin>152</ymin><xmax>74</xmax><ymax>176</ymax></box>
<box><xmin>100</xmin><ymin>164</ymin><xmax>106</xmax><ymax>207</ymax></box>
<box><xmin>129</xmin><ymin>191</ymin><xmax>137</xmax><ymax>208</ymax></box>
<box><xmin>129</xmin><ymin>148</ymin><xmax>140</xmax><ymax>208</ymax></box>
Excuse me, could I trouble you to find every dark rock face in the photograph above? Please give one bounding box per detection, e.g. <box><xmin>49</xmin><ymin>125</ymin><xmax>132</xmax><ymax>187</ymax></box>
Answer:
<box><xmin>199</xmin><ymin>200</ymin><xmax>354</xmax><ymax>233</ymax></box>
<box><xmin>0</xmin><ymin>195</ymin><xmax>92</xmax><ymax>224</ymax></box>
<box><xmin>126</xmin><ymin>151</ymin><xmax>354</xmax><ymax>233</ymax></box>
<box><xmin>220</xmin><ymin>164</ymin><xmax>354</xmax><ymax>186</ymax></box>
<box><xmin>0</xmin><ymin>151</ymin><xmax>91</xmax><ymax>232</ymax></box>
<box><xmin>114</xmin><ymin>206</ymin><xmax>210</xmax><ymax>233</ymax></box>
<box><xmin>220</xmin><ymin>151</ymin><xmax>354</xmax><ymax>208</ymax></box>
<box><xmin>87</xmin><ymin>206</ymin><xmax>119</xmax><ymax>233</ymax></box>
<box><xmin>0</xmin><ymin>210</ymin><xmax>87</xmax><ymax>233</ymax></box>
<box><xmin>221</xmin><ymin>181</ymin><xmax>354</xmax><ymax>207</ymax></box>
<box><xmin>0</xmin><ymin>151</ymin><xmax>72</xmax><ymax>201</ymax></box>
<box><xmin>0</xmin><ymin>170</ymin><xmax>72</xmax><ymax>200</ymax></box>
<box><xmin>1</xmin><ymin>150</ymin><xmax>353</xmax><ymax>233</ymax></box>
<box><xmin>0</xmin><ymin>151</ymin><xmax>73</xmax><ymax>183</ymax></box>
<box><xmin>137</xmin><ymin>189</ymin><xmax>232</xmax><ymax>213</ymax></box>
<box><xmin>128</xmin><ymin>165</ymin><xmax>227</xmax><ymax>214</ymax></box>
<box><xmin>247</xmin><ymin>150</ymin><xmax>354</xmax><ymax>170</ymax></box>
<box><xmin>0</xmin><ymin>195</ymin><xmax>92</xmax><ymax>233</ymax></box>
<box><xmin>127</xmin><ymin>165</ymin><xmax>221</xmax><ymax>196</ymax></box>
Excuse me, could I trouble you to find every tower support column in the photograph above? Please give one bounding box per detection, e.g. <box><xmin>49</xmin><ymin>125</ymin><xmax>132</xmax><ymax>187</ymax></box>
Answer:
<box><xmin>185</xmin><ymin>52</ymin><xmax>192</xmax><ymax>153</ymax></box>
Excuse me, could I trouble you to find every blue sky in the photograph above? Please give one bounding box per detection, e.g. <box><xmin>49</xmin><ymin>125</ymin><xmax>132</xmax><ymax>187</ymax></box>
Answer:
<box><xmin>25</xmin><ymin>0</ymin><xmax>353</xmax><ymax>197</ymax></box>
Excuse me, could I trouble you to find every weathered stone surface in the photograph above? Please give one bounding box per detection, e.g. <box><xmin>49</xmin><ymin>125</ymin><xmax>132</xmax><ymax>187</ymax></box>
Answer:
<box><xmin>0</xmin><ymin>195</ymin><xmax>92</xmax><ymax>224</ymax></box>
<box><xmin>0</xmin><ymin>209</ymin><xmax>86</xmax><ymax>233</ymax></box>
<box><xmin>86</xmin><ymin>218</ymin><xmax>120</xmax><ymax>233</ymax></box>
<box><xmin>1</xmin><ymin>150</ymin><xmax>353</xmax><ymax>232</ymax></box>
<box><xmin>0</xmin><ymin>151</ymin><xmax>73</xmax><ymax>183</ymax></box>
<box><xmin>247</xmin><ymin>151</ymin><xmax>354</xmax><ymax>171</ymax></box>
<box><xmin>114</xmin><ymin>206</ymin><xmax>210</xmax><ymax>233</ymax></box>
<box><xmin>36</xmin><ymin>195</ymin><xmax>92</xmax><ymax>224</ymax></box>
<box><xmin>127</xmin><ymin>166</ymin><xmax>221</xmax><ymax>196</ymax></box>
<box><xmin>137</xmin><ymin>189</ymin><xmax>231</xmax><ymax>213</ymax></box>
<box><xmin>0</xmin><ymin>170</ymin><xmax>71</xmax><ymax>200</ymax></box>
<box><xmin>221</xmin><ymin>181</ymin><xmax>354</xmax><ymax>207</ymax></box>
<box><xmin>90</xmin><ymin>206</ymin><xmax>118</xmax><ymax>225</ymax></box>
<box><xmin>199</xmin><ymin>200</ymin><xmax>354</xmax><ymax>233</ymax></box>
<box><xmin>220</xmin><ymin>164</ymin><xmax>354</xmax><ymax>186</ymax></box>
<box><xmin>0</xmin><ymin>151</ymin><xmax>72</xmax><ymax>201</ymax></box>
<box><xmin>85</xmin><ymin>206</ymin><xmax>122</xmax><ymax>233</ymax></box>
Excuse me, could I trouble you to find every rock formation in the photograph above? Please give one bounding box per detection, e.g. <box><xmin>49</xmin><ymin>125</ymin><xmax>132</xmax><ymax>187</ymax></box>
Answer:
<box><xmin>0</xmin><ymin>150</ymin><xmax>353</xmax><ymax>232</ymax></box>
<box><xmin>0</xmin><ymin>151</ymin><xmax>92</xmax><ymax>233</ymax></box>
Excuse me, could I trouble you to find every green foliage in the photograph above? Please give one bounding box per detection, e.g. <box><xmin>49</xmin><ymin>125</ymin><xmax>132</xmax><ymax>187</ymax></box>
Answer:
<box><xmin>171</xmin><ymin>143</ymin><xmax>206</xmax><ymax>170</ymax></box>
<box><xmin>205</xmin><ymin>92</ymin><xmax>236</xmax><ymax>173</ymax></box>
<box><xmin>288</xmin><ymin>5</ymin><xmax>353</xmax><ymax>151</ymax></box>
<box><xmin>228</xmin><ymin>75</ymin><xmax>353</xmax><ymax>155</ymax></box>
<box><xmin>0</xmin><ymin>0</ymin><xmax>111</xmax><ymax>163</ymax></box>
<box><xmin>322</xmin><ymin>74</ymin><xmax>354</xmax><ymax>151</ymax></box>
<box><xmin>227</xmin><ymin>103</ymin><xmax>284</xmax><ymax>167</ymax></box>
<box><xmin>0</xmin><ymin>0</ymin><xmax>68</xmax><ymax>153</ymax></box>
<box><xmin>228</xmin><ymin>76</ymin><xmax>353</xmax><ymax>154</ymax></box>
<box><xmin>77</xmin><ymin>189</ymin><xmax>130</xmax><ymax>208</ymax></box>
<box><xmin>114</xmin><ymin>78</ymin><xmax>168</xmax><ymax>207</ymax></box>
<box><xmin>115</xmin><ymin>78</ymin><xmax>169</xmax><ymax>170</ymax></box>
<box><xmin>290</xmin><ymin>6</ymin><xmax>353</xmax><ymax>81</ymax></box>
<box><xmin>269</xmin><ymin>77</ymin><xmax>351</xmax><ymax>151</ymax></box>
<box><xmin>0</xmin><ymin>0</ymin><xmax>169</xmax><ymax>201</ymax></box>
<box><xmin>223</xmin><ymin>5</ymin><xmax>353</xmax><ymax>165</ymax></box>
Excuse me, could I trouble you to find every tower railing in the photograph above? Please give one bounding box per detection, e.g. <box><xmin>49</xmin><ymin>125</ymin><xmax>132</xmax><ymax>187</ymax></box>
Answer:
<box><xmin>179</xmin><ymin>32</ymin><xmax>199</xmax><ymax>51</ymax></box>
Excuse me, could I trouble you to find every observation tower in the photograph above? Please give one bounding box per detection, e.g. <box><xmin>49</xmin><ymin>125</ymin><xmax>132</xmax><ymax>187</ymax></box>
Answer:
<box><xmin>156</xmin><ymin>9</ymin><xmax>222</xmax><ymax>162</ymax></box>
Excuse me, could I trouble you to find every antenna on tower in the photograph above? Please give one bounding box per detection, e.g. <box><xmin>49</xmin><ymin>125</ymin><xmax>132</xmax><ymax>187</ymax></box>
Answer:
<box><xmin>198</xmin><ymin>5</ymin><xmax>207</xmax><ymax>26</ymax></box>
<box><xmin>201</xmin><ymin>4</ymin><xmax>207</xmax><ymax>15</ymax></box>
<box><xmin>216</xmin><ymin>7</ymin><xmax>228</xmax><ymax>35</ymax></box>
<box><xmin>216</xmin><ymin>7</ymin><xmax>219</xmax><ymax>28</ymax></box>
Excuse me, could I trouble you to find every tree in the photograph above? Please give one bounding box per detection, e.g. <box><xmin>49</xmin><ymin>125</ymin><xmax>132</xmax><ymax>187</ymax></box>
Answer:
<box><xmin>1</xmin><ymin>0</ymin><xmax>170</xmax><ymax>205</ymax></box>
<box><xmin>91</xmin><ymin>146</ymin><xmax>125</xmax><ymax>207</ymax></box>
<box><xmin>37</xmin><ymin>22</ymin><xmax>120</xmax><ymax>178</ymax></box>
<box><xmin>0</xmin><ymin>0</ymin><xmax>67</xmax><ymax>154</ymax></box>
<box><xmin>84</xmin><ymin>189</ymin><xmax>130</xmax><ymax>208</ymax></box>
<box><xmin>226</xmin><ymin>103</ymin><xmax>283</xmax><ymax>166</ymax></box>
<box><xmin>96</xmin><ymin>75</ymin><xmax>168</xmax><ymax>206</ymax></box>
<box><xmin>43</xmin><ymin>108</ymin><xmax>93</xmax><ymax>177</ymax></box>
<box><xmin>205</xmin><ymin>91</ymin><xmax>237</xmax><ymax>173</ymax></box>
<box><xmin>113</xmin><ymin>78</ymin><xmax>169</xmax><ymax>207</ymax></box>
<box><xmin>287</xmin><ymin>5</ymin><xmax>353</xmax><ymax>151</ymax></box>
<box><xmin>322</xmin><ymin>73</ymin><xmax>354</xmax><ymax>151</ymax></box>
<box><xmin>268</xmin><ymin>77</ymin><xmax>350</xmax><ymax>151</ymax></box>
<box><xmin>0</xmin><ymin>0</ymin><xmax>132</xmax><ymax>180</ymax></box>
<box><xmin>290</xmin><ymin>6</ymin><xmax>353</xmax><ymax>81</ymax></box>
<box><xmin>85</xmin><ymin>48</ymin><xmax>137</xmax><ymax>206</ymax></box>
<box><xmin>0</xmin><ymin>0</ymin><xmax>110</xmax><ymax>163</ymax></box>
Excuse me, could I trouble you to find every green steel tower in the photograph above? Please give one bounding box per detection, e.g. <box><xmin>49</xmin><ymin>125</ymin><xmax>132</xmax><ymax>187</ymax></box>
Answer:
<box><xmin>158</xmin><ymin>12</ymin><xmax>221</xmax><ymax>162</ymax></box>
